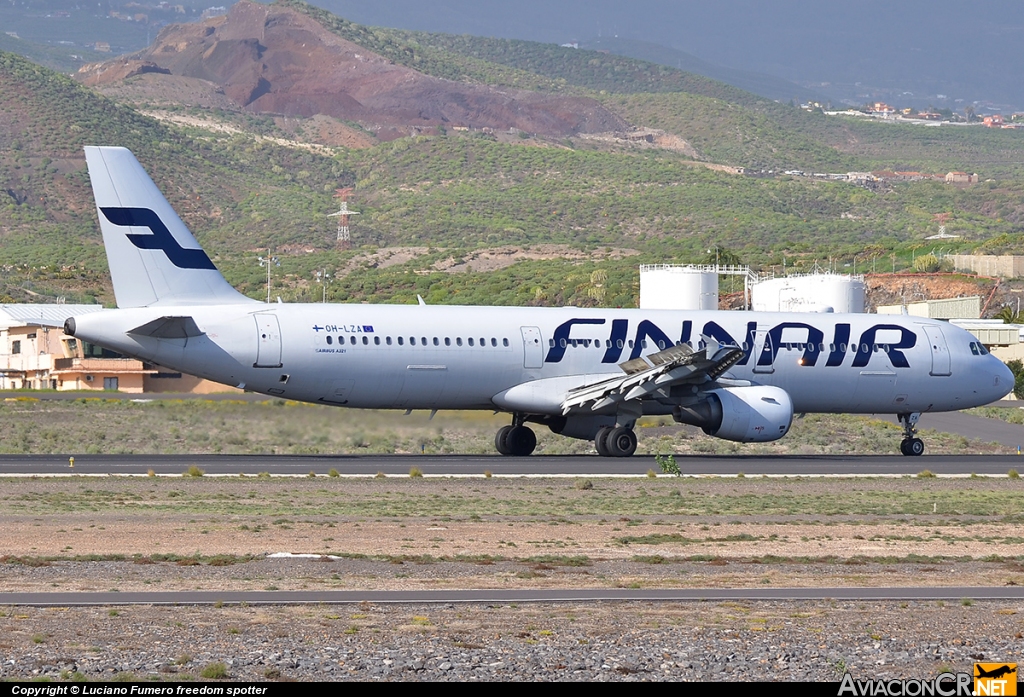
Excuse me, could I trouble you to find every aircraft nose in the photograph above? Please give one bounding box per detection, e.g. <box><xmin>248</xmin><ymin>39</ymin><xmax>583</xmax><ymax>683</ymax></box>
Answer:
<box><xmin>992</xmin><ymin>359</ymin><xmax>1015</xmax><ymax>401</ymax></box>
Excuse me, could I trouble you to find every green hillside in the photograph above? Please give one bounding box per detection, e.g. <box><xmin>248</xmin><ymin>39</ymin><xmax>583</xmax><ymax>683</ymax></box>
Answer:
<box><xmin>2</xmin><ymin>0</ymin><xmax>1024</xmax><ymax>309</ymax></box>
<box><xmin>0</xmin><ymin>51</ymin><xmax>345</xmax><ymax>303</ymax></box>
<box><xmin>279</xmin><ymin>0</ymin><xmax>1024</xmax><ymax>178</ymax></box>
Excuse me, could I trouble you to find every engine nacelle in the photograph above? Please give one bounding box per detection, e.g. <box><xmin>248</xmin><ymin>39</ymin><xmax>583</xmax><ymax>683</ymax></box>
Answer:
<box><xmin>674</xmin><ymin>385</ymin><xmax>793</xmax><ymax>443</ymax></box>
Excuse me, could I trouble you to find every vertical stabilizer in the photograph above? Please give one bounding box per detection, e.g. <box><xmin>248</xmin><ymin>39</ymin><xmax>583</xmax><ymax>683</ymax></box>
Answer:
<box><xmin>84</xmin><ymin>146</ymin><xmax>255</xmax><ymax>308</ymax></box>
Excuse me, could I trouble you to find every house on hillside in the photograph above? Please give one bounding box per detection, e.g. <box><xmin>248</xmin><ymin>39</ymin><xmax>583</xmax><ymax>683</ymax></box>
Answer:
<box><xmin>945</xmin><ymin>171</ymin><xmax>978</xmax><ymax>184</ymax></box>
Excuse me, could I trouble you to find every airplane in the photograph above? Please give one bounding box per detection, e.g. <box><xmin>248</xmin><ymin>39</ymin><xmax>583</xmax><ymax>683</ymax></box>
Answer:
<box><xmin>64</xmin><ymin>146</ymin><xmax>1013</xmax><ymax>458</ymax></box>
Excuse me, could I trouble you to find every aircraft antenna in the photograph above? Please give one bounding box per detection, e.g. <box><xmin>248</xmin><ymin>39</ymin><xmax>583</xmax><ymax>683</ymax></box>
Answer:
<box><xmin>328</xmin><ymin>187</ymin><xmax>359</xmax><ymax>249</ymax></box>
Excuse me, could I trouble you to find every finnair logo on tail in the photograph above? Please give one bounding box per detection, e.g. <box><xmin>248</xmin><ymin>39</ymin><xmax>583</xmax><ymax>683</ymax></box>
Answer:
<box><xmin>100</xmin><ymin>207</ymin><xmax>216</xmax><ymax>270</ymax></box>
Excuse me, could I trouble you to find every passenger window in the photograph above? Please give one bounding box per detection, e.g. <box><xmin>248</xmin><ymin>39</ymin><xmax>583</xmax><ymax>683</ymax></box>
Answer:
<box><xmin>433</xmin><ymin>337</ymin><xmax>439</xmax><ymax>346</ymax></box>
<box><xmin>374</xmin><ymin>336</ymin><xmax>380</xmax><ymax>345</ymax></box>
<box><xmin>445</xmin><ymin>337</ymin><xmax>451</xmax><ymax>346</ymax></box>
<box><xmin>491</xmin><ymin>338</ymin><xmax>497</xmax><ymax>347</ymax></box>
<box><xmin>628</xmin><ymin>340</ymin><xmax>634</xmax><ymax>348</ymax></box>
<box><xmin>350</xmin><ymin>336</ymin><xmax>356</xmax><ymax>345</ymax></box>
<box><xmin>326</xmin><ymin>336</ymin><xmax>333</xmax><ymax>345</ymax></box>
<box><xmin>398</xmin><ymin>337</ymin><xmax>404</xmax><ymax>346</ymax></box>
<box><xmin>362</xmin><ymin>336</ymin><xmax>368</xmax><ymax>345</ymax></box>
<box><xmin>617</xmin><ymin>339</ymin><xmax>624</xmax><ymax>349</ymax></box>
<box><xmin>422</xmin><ymin>337</ymin><xmax>427</xmax><ymax>346</ymax></box>
<box><xmin>839</xmin><ymin>343</ymin><xmax>846</xmax><ymax>352</ymax></box>
<box><xmin>559</xmin><ymin>338</ymin><xmax>567</xmax><ymax>348</ymax></box>
<box><xmin>386</xmin><ymin>337</ymin><xmax>392</xmax><ymax>346</ymax></box>
<box><xmin>456</xmin><ymin>338</ymin><xmax>462</xmax><ymax>346</ymax></box>
<box><xmin>468</xmin><ymin>338</ymin><xmax>475</xmax><ymax>347</ymax></box>
<box><xmin>410</xmin><ymin>337</ymin><xmax>416</xmax><ymax>346</ymax></box>
<box><xmin>549</xmin><ymin>339</ymin><xmax>555</xmax><ymax>347</ymax></box>
<box><xmin>503</xmin><ymin>338</ymin><xmax>509</xmax><ymax>347</ymax></box>
<box><xmin>479</xmin><ymin>338</ymin><xmax>485</xmax><ymax>346</ymax></box>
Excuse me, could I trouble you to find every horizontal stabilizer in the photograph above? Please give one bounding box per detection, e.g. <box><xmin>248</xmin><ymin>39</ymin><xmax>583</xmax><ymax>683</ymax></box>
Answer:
<box><xmin>127</xmin><ymin>316</ymin><xmax>204</xmax><ymax>339</ymax></box>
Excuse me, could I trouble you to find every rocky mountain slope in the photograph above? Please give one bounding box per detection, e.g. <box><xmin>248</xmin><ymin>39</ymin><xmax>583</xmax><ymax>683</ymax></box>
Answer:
<box><xmin>78</xmin><ymin>0</ymin><xmax>625</xmax><ymax>140</ymax></box>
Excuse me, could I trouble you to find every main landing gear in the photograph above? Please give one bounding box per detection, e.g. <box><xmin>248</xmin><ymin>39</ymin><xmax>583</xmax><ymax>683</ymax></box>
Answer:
<box><xmin>495</xmin><ymin>415</ymin><xmax>537</xmax><ymax>457</ymax></box>
<box><xmin>898</xmin><ymin>412</ymin><xmax>924</xmax><ymax>457</ymax></box>
<box><xmin>595</xmin><ymin>425</ymin><xmax>637</xmax><ymax>458</ymax></box>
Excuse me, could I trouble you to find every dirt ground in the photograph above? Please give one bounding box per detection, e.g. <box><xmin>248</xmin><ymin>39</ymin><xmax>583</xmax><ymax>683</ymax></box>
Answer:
<box><xmin>2</xmin><ymin>476</ymin><xmax>1023</xmax><ymax>593</ymax></box>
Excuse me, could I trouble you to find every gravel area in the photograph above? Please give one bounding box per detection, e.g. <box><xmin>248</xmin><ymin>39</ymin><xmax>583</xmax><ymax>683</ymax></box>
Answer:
<box><xmin>1</xmin><ymin>601</ymin><xmax>1022</xmax><ymax>681</ymax></box>
<box><xmin>2</xmin><ymin>476</ymin><xmax>1023</xmax><ymax>681</ymax></box>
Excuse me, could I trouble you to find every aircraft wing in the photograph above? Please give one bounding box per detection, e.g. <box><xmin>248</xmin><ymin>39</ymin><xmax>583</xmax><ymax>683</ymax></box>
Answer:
<box><xmin>559</xmin><ymin>338</ymin><xmax>745</xmax><ymax>415</ymax></box>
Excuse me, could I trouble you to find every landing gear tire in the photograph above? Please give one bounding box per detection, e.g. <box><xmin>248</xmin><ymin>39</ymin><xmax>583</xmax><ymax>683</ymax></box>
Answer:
<box><xmin>505</xmin><ymin>425</ymin><xmax>537</xmax><ymax>457</ymax></box>
<box><xmin>900</xmin><ymin>438</ymin><xmax>924</xmax><ymax>457</ymax></box>
<box><xmin>594</xmin><ymin>426</ymin><xmax>612</xmax><ymax>456</ymax></box>
<box><xmin>604</xmin><ymin>426</ymin><xmax>638</xmax><ymax>458</ymax></box>
<box><xmin>495</xmin><ymin>425</ymin><xmax>514</xmax><ymax>456</ymax></box>
<box><xmin>897</xmin><ymin>412</ymin><xmax>924</xmax><ymax>457</ymax></box>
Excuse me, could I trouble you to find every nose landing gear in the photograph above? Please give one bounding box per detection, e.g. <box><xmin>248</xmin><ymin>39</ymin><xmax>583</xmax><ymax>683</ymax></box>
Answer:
<box><xmin>898</xmin><ymin>412</ymin><xmax>924</xmax><ymax>456</ymax></box>
<box><xmin>494</xmin><ymin>415</ymin><xmax>537</xmax><ymax>456</ymax></box>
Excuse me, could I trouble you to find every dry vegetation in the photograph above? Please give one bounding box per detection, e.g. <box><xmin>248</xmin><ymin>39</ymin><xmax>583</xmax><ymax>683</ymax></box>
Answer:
<box><xmin>0</xmin><ymin>397</ymin><xmax>1009</xmax><ymax>456</ymax></box>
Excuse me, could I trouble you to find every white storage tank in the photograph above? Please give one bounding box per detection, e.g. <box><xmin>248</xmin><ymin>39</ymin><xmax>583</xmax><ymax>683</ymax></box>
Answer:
<box><xmin>751</xmin><ymin>274</ymin><xmax>865</xmax><ymax>313</ymax></box>
<box><xmin>639</xmin><ymin>265</ymin><xmax>719</xmax><ymax>310</ymax></box>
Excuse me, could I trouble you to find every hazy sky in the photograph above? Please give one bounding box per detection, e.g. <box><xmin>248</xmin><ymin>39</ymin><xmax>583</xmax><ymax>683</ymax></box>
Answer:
<box><xmin>310</xmin><ymin>0</ymin><xmax>1024</xmax><ymax>107</ymax></box>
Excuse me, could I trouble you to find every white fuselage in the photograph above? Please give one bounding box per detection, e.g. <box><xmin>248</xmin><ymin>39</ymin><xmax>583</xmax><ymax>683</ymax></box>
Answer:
<box><xmin>70</xmin><ymin>303</ymin><xmax>1012</xmax><ymax>416</ymax></box>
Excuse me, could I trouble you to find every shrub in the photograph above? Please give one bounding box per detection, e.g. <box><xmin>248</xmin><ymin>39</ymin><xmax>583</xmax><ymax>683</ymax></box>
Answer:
<box><xmin>184</xmin><ymin>465</ymin><xmax>204</xmax><ymax>478</ymax></box>
<box><xmin>200</xmin><ymin>662</ymin><xmax>229</xmax><ymax>679</ymax></box>
<box><xmin>328</xmin><ymin>468</ymin><xmax>340</xmax><ymax>477</ymax></box>
<box><xmin>409</xmin><ymin>467</ymin><xmax>423</xmax><ymax>478</ymax></box>
<box><xmin>656</xmin><ymin>454</ymin><xmax>680</xmax><ymax>476</ymax></box>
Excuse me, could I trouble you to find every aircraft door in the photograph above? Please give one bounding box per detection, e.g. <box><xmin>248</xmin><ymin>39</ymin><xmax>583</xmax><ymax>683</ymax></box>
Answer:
<box><xmin>522</xmin><ymin>326</ymin><xmax>544</xmax><ymax>369</ymax></box>
<box><xmin>254</xmin><ymin>314</ymin><xmax>283</xmax><ymax>368</ymax></box>
<box><xmin>922</xmin><ymin>325</ymin><xmax>951</xmax><ymax>376</ymax></box>
<box><xmin>751</xmin><ymin>328</ymin><xmax>774</xmax><ymax>374</ymax></box>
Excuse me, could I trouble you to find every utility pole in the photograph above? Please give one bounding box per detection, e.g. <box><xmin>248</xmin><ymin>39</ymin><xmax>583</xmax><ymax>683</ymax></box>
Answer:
<box><xmin>258</xmin><ymin>250</ymin><xmax>280</xmax><ymax>303</ymax></box>
<box><xmin>315</xmin><ymin>269</ymin><xmax>331</xmax><ymax>303</ymax></box>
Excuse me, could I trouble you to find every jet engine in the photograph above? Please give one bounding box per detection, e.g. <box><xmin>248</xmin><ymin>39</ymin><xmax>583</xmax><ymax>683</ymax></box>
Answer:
<box><xmin>673</xmin><ymin>385</ymin><xmax>793</xmax><ymax>443</ymax></box>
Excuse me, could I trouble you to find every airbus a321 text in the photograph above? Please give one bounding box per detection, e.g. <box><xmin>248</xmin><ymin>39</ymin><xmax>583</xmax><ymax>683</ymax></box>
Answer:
<box><xmin>64</xmin><ymin>147</ymin><xmax>1012</xmax><ymax>457</ymax></box>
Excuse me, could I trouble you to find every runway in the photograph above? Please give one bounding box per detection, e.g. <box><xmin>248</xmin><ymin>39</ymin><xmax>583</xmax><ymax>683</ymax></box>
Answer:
<box><xmin>1</xmin><ymin>452</ymin><xmax>1023</xmax><ymax>476</ymax></box>
<box><xmin>3</xmin><ymin>587</ymin><xmax>1024</xmax><ymax>606</ymax></box>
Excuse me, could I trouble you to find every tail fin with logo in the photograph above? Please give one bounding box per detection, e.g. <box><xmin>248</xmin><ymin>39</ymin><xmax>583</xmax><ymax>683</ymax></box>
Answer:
<box><xmin>84</xmin><ymin>146</ymin><xmax>255</xmax><ymax>308</ymax></box>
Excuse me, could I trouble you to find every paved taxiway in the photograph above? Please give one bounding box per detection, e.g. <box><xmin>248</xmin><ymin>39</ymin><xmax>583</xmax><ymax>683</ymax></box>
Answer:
<box><xmin>1</xmin><ymin>452</ymin><xmax>1024</xmax><ymax>476</ymax></box>
<box><xmin>3</xmin><ymin>587</ymin><xmax>1024</xmax><ymax>606</ymax></box>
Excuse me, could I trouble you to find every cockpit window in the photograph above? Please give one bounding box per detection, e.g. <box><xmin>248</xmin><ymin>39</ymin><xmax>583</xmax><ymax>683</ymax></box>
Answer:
<box><xmin>969</xmin><ymin>341</ymin><xmax>989</xmax><ymax>356</ymax></box>
<box><xmin>970</xmin><ymin>342</ymin><xmax>979</xmax><ymax>356</ymax></box>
